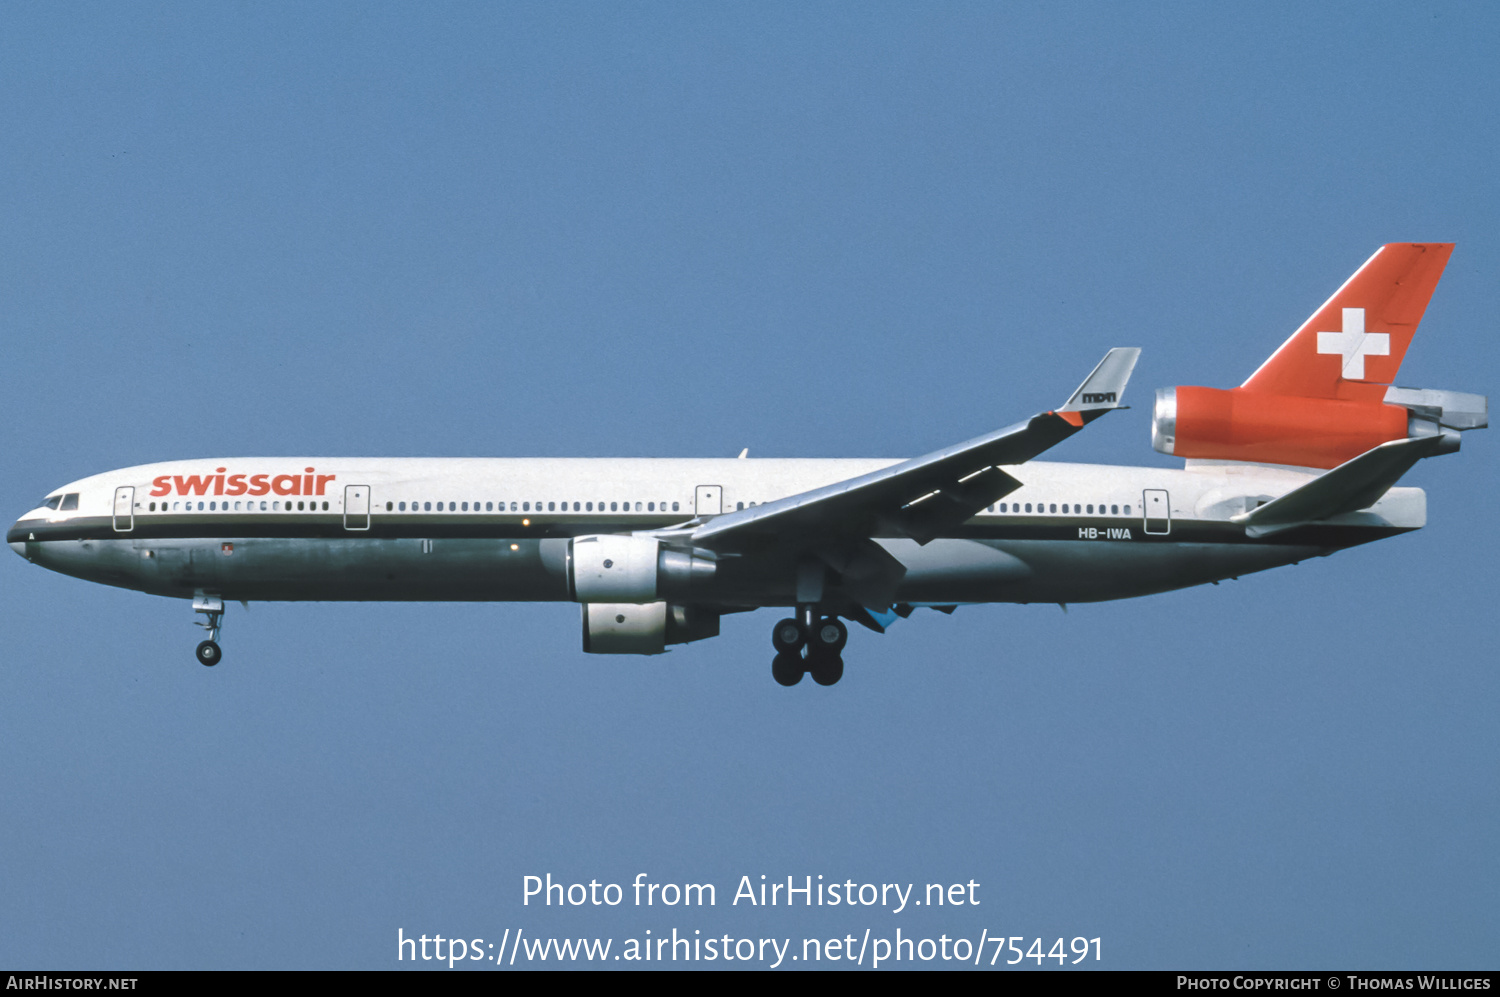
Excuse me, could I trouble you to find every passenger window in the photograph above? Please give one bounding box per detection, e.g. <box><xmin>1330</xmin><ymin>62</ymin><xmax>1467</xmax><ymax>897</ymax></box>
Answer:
<box><xmin>486</xmin><ymin>502</ymin><xmax>493</xmax><ymax>511</ymax></box>
<box><xmin>672</xmin><ymin>502</ymin><xmax>679</xmax><ymax>512</ymax></box>
<box><xmin>1111</xmin><ymin>504</ymin><xmax>1119</xmax><ymax>515</ymax></box>
<box><xmin>573</xmin><ymin>502</ymin><xmax>580</xmax><ymax>511</ymax></box>
<box><xmin>1025</xmin><ymin>503</ymin><xmax>1032</xmax><ymax>513</ymax></box>
<box><xmin>1122</xmin><ymin>505</ymin><xmax>1130</xmax><ymax>515</ymax></box>
<box><xmin>610</xmin><ymin>502</ymin><xmax>617</xmax><ymax>512</ymax></box>
<box><xmin>548</xmin><ymin>502</ymin><xmax>555</xmax><ymax>512</ymax></box>
<box><xmin>461</xmin><ymin>502</ymin><xmax>468</xmax><ymax>511</ymax></box>
<box><xmin>586</xmin><ymin>502</ymin><xmax>593</xmax><ymax>511</ymax></box>
<box><xmin>737</xmin><ymin>502</ymin><xmax>744</xmax><ymax>511</ymax></box>
<box><xmin>648</xmin><ymin>502</ymin><xmax>655</xmax><ymax>511</ymax></box>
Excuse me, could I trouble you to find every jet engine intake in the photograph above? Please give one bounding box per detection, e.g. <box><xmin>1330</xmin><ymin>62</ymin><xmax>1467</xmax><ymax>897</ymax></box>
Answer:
<box><xmin>567</xmin><ymin>534</ymin><xmax>715</xmax><ymax>603</ymax></box>
<box><xmin>580</xmin><ymin>602</ymin><xmax>721</xmax><ymax>654</ymax></box>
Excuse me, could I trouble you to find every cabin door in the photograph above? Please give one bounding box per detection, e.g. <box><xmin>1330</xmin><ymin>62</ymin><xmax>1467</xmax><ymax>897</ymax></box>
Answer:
<box><xmin>1143</xmin><ymin>489</ymin><xmax>1170</xmax><ymax>535</ymax></box>
<box><xmin>695</xmin><ymin>485</ymin><xmax>723</xmax><ymax>516</ymax></box>
<box><xmin>112</xmin><ymin>486</ymin><xmax>134</xmax><ymax>532</ymax></box>
<box><xmin>343</xmin><ymin>484</ymin><xmax>371</xmax><ymax>531</ymax></box>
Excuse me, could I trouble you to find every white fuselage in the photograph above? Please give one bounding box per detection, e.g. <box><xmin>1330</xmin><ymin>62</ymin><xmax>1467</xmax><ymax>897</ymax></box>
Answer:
<box><xmin>9</xmin><ymin>455</ymin><xmax>1424</xmax><ymax>609</ymax></box>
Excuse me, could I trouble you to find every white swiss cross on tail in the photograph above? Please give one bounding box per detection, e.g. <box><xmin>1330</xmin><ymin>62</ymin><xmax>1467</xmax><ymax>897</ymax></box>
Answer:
<box><xmin>1316</xmin><ymin>307</ymin><xmax>1389</xmax><ymax>380</ymax></box>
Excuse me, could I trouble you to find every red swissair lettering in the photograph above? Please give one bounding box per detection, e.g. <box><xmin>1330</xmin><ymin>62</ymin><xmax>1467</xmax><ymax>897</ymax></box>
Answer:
<box><xmin>150</xmin><ymin>468</ymin><xmax>336</xmax><ymax>497</ymax></box>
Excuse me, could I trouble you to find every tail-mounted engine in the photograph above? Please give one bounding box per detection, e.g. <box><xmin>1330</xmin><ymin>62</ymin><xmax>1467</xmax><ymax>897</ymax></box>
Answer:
<box><xmin>1152</xmin><ymin>385</ymin><xmax>1486</xmax><ymax>469</ymax></box>
<box><xmin>566</xmin><ymin>534</ymin><xmax>716</xmax><ymax>603</ymax></box>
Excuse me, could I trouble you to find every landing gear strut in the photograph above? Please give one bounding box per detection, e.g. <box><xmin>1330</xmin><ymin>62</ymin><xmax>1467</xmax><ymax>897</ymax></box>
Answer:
<box><xmin>769</xmin><ymin>610</ymin><xmax>847</xmax><ymax>686</ymax></box>
<box><xmin>193</xmin><ymin>592</ymin><xmax>224</xmax><ymax>667</ymax></box>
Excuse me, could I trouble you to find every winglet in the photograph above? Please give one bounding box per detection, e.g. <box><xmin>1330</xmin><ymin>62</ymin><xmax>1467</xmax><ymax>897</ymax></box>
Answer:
<box><xmin>1059</xmin><ymin>348</ymin><xmax>1141</xmax><ymax>413</ymax></box>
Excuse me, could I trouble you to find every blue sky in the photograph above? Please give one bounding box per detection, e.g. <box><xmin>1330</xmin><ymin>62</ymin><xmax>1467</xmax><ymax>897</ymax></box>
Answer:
<box><xmin>2</xmin><ymin>3</ymin><xmax>1495</xmax><ymax>969</ymax></box>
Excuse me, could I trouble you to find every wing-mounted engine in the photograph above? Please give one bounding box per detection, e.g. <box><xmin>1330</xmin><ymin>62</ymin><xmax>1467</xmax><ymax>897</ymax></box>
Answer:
<box><xmin>1153</xmin><ymin>385</ymin><xmax>1486</xmax><ymax>469</ymax></box>
<box><xmin>580</xmin><ymin>602</ymin><xmax>720</xmax><ymax>654</ymax></box>
<box><xmin>569</xmin><ymin>536</ymin><xmax>720</xmax><ymax>653</ymax></box>
<box><xmin>566</xmin><ymin>534</ymin><xmax>715</xmax><ymax>603</ymax></box>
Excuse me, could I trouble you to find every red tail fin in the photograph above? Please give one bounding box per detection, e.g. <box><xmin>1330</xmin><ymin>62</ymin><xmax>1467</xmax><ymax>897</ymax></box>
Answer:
<box><xmin>1241</xmin><ymin>243</ymin><xmax>1453</xmax><ymax>401</ymax></box>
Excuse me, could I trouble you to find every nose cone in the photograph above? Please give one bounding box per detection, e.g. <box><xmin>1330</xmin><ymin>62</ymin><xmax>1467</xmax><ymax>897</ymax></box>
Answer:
<box><xmin>8</xmin><ymin>518</ymin><xmax>37</xmax><ymax>560</ymax></box>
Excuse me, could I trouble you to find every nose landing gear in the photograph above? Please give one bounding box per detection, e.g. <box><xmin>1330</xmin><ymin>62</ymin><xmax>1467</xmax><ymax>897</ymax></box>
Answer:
<box><xmin>769</xmin><ymin>611</ymin><xmax>847</xmax><ymax>686</ymax></box>
<box><xmin>193</xmin><ymin>592</ymin><xmax>224</xmax><ymax>667</ymax></box>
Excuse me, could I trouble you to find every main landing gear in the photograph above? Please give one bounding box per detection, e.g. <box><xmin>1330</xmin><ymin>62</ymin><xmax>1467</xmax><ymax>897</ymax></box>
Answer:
<box><xmin>770</xmin><ymin>609</ymin><xmax>848</xmax><ymax>687</ymax></box>
<box><xmin>193</xmin><ymin>593</ymin><xmax>224</xmax><ymax>667</ymax></box>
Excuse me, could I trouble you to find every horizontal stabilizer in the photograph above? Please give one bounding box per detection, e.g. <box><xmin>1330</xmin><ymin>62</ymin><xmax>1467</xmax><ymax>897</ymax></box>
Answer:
<box><xmin>1232</xmin><ymin>434</ymin><xmax>1448</xmax><ymax>538</ymax></box>
<box><xmin>1384</xmin><ymin>386</ymin><xmax>1488</xmax><ymax>431</ymax></box>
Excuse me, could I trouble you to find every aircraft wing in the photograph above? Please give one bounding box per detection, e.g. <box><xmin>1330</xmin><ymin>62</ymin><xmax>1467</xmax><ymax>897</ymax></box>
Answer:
<box><xmin>685</xmin><ymin>348</ymin><xmax>1141</xmax><ymax>551</ymax></box>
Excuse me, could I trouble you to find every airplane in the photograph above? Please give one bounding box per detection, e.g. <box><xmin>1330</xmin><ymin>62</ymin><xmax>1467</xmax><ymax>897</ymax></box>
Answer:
<box><xmin>8</xmin><ymin>244</ymin><xmax>1486</xmax><ymax>686</ymax></box>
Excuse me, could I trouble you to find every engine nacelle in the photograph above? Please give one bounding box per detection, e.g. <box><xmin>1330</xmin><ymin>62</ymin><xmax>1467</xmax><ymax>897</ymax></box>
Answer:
<box><xmin>581</xmin><ymin>602</ymin><xmax>721</xmax><ymax>654</ymax></box>
<box><xmin>567</xmin><ymin>534</ymin><xmax>715</xmax><ymax>603</ymax></box>
<box><xmin>1153</xmin><ymin>386</ymin><xmax>1412</xmax><ymax>469</ymax></box>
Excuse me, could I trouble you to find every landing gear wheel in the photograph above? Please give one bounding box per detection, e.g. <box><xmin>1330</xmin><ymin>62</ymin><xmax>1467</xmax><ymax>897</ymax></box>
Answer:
<box><xmin>196</xmin><ymin>640</ymin><xmax>222</xmax><ymax>667</ymax></box>
<box><xmin>811</xmin><ymin>617</ymin><xmax>848</xmax><ymax>653</ymax></box>
<box><xmin>808</xmin><ymin>650</ymin><xmax>844</xmax><ymax>686</ymax></box>
<box><xmin>771</xmin><ymin>651</ymin><xmax>805</xmax><ymax>686</ymax></box>
<box><xmin>771</xmin><ymin>618</ymin><xmax>806</xmax><ymax>654</ymax></box>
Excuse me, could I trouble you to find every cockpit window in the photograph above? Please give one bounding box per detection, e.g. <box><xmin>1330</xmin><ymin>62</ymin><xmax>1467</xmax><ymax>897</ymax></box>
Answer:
<box><xmin>60</xmin><ymin>494</ymin><xmax>79</xmax><ymax>511</ymax></box>
<box><xmin>42</xmin><ymin>495</ymin><xmax>62</xmax><ymax>510</ymax></box>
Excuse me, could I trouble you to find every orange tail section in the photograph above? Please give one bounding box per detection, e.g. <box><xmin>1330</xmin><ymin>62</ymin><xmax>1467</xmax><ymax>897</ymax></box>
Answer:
<box><xmin>1155</xmin><ymin>244</ymin><xmax>1455</xmax><ymax>469</ymax></box>
<box><xmin>1241</xmin><ymin>243</ymin><xmax>1453</xmax><ymax>401</ymax></box>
